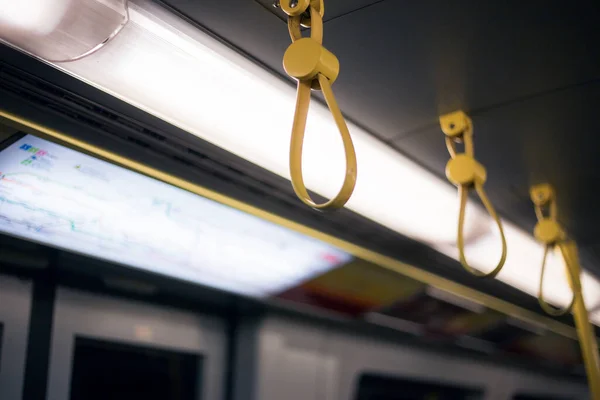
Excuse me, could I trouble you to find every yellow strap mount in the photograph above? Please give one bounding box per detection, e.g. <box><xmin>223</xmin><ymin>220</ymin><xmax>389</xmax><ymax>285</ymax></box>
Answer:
<box><xmin>281</xmin><ymin>0</ymin><xmax>357</xmax><ymax>210</ymax></box>
<box><xmin>439</xmin><ymin>111</ymin><xmax>507</xmax><ymax>278</ymax></box>
<box><xmin>530</xmin><ymin>184</ymin><xmax>577</xmax><ymax>316</ymax></box>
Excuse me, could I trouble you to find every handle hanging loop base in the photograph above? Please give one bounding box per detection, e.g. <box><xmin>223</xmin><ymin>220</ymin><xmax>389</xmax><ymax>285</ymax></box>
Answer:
<box><xmin>288</xmin><ymin>77</ymin><xmax>357</xmax><ymax>209</ymax></box>
<box><xmin>456</xmin><ymin>184</ymin><xmax>507</xmax><ymax>278</ymax></box>
<box><xmin>537</xmin><ymin>244</ymin><xmax>576</xmax><ymax>317</ymax></box>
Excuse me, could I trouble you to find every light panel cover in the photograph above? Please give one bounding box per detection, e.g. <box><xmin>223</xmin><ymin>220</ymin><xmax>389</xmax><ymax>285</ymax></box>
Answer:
<box><xmin>0</xmin><ymin>134</ymin><xmax>351</xmax><ymax>296</ymax></box>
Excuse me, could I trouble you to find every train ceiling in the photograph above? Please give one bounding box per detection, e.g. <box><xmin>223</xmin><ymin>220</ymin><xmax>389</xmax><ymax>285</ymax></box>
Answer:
<box><xmin>161</xmin><ymin>0</ymin><xmax>600</xmax><ymax>276</ymax></box>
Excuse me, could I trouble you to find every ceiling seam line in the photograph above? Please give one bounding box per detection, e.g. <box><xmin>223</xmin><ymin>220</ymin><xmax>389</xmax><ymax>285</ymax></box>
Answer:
<box><xmin>324</xmin><ymin>0</ymin><xmax>390</xmax><ymax>24</ymax></box>
<box><xmin>392</xmin><ymin>76</ymin><xmax>600</xmax><ymax>142</ymax></box>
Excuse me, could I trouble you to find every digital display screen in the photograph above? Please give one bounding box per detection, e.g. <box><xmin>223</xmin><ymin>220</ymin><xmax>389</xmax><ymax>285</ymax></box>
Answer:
<box><xmin>0</xmin><ymin>134</ymin><xmax>351</xmax><ymax>296</ymax></box>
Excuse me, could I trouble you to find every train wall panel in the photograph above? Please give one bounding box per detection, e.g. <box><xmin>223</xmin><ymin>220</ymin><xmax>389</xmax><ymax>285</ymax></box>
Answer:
<box><xmin>0</xmin><ymin>274</ymin><xmax>32</xmax><ymax>400</ymax></box>
<box><xmin>46</xmin><ymin>288</ymin><xmax>228</xmax><ymax>400</ymax></box>
<box><xmin>243</xmin><ymin>315</ymin><xmax>588</xmax><ymax>400</ymax></box>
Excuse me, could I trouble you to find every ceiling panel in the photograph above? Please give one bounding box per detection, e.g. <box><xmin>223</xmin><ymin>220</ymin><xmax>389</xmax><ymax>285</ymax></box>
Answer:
<box><xmin>163</xmin><ymin>0</ymin><xmax>600</xmax><ymax>140</ymax></box>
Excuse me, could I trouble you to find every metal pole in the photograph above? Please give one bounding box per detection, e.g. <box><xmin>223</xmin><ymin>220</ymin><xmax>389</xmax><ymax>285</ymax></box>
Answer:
<box><xmin>559</xmin><ymin>241</ymin><xmax>600</xmax><ymax>399</ymax></box>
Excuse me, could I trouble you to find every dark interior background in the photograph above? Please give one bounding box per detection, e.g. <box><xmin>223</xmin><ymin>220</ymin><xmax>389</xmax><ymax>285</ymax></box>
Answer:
<box><xmin>0</xmin><ymin>2</ymin><xmax>597</xmax><ymax>397</ymax></box>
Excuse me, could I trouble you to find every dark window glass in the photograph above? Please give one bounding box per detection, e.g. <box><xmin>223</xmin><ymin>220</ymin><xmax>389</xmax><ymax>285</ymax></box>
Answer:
<box><xmin>0</xmin><ymin>323</ymin><xmax>3</xmax><ymax>372</ymax></box>
<box><xmin>69</xmin><ymin>336</ymin><xmax>200</xmax><ymax>400</ymax></box>
<box><xmin>355</xmin><ymin>373</ymin><xmax>484</xmax><ymax>400</ymax></box>
<box><xmin>513</xmin><ymin>395</ymin><xmax>572</xmax><ymax>400</ymax></box>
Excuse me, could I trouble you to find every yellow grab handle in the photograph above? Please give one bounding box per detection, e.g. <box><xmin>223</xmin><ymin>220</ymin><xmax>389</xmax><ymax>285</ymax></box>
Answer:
<box><xmin>441</xmin><ymin>111</ymin><xmax>507</xmax><ymax>277</ymax></box>
<box><xmin>282</xmin><ymin>0</ymin><xmax>357</xmax><ymax>210</ymax></box>
<box><xmin>537</xmin><ymin>244</ymin><xmax>576</xmax><ymax>317</ymax></box>
<box><xmin>457</xmin><ymin>183</ymin><xmax>507</xmax><ymax>278</ymax></box>
<box><xmin>289</xmin><ymin>76</ymin><xmax>357</xmax><ymax>210</ymax></box>
<box><xmin>530</xmin><ymin>185</ymin><xmax>577</xmax><ymax>317</ymax></box>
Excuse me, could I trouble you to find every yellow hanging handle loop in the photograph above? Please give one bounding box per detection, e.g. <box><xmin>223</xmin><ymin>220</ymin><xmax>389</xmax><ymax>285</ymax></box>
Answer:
<box><xmin>439</xmin><ymin>111</ymin><xmax>507</xmax><ymax>278</ymax></box>
<box><xmin>530</xmin><ymin>184</ymin><xmax>577</xmax><ymax>316</ymax></box>
<box><xmin>281</xmin><ymin>0</ymin><xmax>357</xmax><ymax>210</ymax></box>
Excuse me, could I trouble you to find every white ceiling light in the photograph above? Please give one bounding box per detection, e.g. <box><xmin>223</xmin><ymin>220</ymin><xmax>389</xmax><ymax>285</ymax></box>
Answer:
<box><xmin>0</xmin><ymin>0</ymin><xmax>127</xmax><ymax>61</ymax></box>
<box><xmin>1</xmin><ymin>0</ymin><xmax>599</xmax><ymax>321</ymax></box>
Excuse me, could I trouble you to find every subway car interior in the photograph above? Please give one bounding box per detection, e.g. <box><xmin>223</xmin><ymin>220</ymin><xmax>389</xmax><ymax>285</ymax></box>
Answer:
<box><xmin>0</xmin><ymin>0</ymin><xmax>599</xmax><ymax>399</ymax></box>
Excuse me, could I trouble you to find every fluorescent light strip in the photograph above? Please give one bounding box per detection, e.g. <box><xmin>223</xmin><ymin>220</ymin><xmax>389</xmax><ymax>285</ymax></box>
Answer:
<box><xmin>2</xmin><ymin>0</ymin><xmax>599</xmax><ymax>321</ymax></box>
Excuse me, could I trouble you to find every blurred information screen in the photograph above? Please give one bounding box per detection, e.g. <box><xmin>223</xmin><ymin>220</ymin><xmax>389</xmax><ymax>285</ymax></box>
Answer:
<box><xmin>0</xmin><ymin>134</ymin><xmax>351</xmax><ymax>296</ymax></box>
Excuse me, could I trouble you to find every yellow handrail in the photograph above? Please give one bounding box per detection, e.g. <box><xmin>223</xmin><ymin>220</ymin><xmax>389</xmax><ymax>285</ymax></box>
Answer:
<box><xmin>439</xmin><ymin>111</ymin><xmax>507</xmax><ymax>278</ymax></box>
<box><xmin>530</xmin><ymin>184</ymin><xmax>600</xmax><ymax>398</ymax></box>
<box><xmin>281</xmin><ymin>0</ymin><xmax>357</xmax><ymax>210</ymax></box>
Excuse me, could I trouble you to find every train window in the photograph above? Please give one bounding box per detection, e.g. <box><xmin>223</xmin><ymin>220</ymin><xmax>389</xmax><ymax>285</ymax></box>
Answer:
<box><xmin>69</xmin><ymin>336</ymin><xmax>201</xmax><ymax>400</ymax></box>
<box><xmin>0</xmin><ymin>276</ymin><xmax>31</xmax><ymax>400</ymax></box>
<box><xmin>47</xmin><ymin>289</ymin><xmax>226</xmax><ymax>400</ymax></box>
<box><xmin>0</xmin><ymin>323</ymin><xmax>3</xmax><ymax>371</ymax></box>
<box><xmin>355</xmin><ymin>373</ymin><xmax>484</xmax><ymax>400</ymax></box>
<box><xmin>512</xmin><ymin>395</ymin><xmax>572</xmax><ymax>400</ymax></box>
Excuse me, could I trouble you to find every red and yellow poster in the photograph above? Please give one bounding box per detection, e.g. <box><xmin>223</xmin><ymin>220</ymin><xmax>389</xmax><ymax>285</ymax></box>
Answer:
<box><xmin>275</xmin><ymin>258</ymin><xmax>425</xmax><ymax>316</ymax></box>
